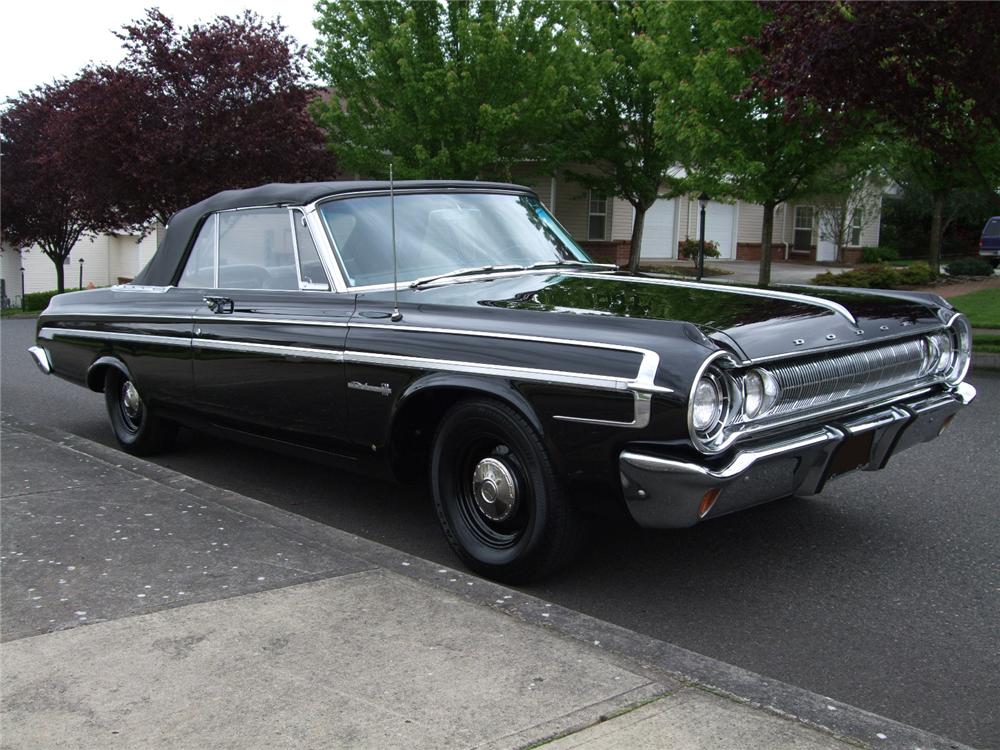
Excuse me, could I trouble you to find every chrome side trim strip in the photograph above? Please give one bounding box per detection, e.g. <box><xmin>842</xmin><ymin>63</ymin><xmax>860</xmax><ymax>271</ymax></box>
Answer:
<box><xmin>343</xmin><ymin>350</ymin><xmax>629</xmax><ymax>391</ymax></box>
<box><xmin>39</xmin><ymin>328</ymin><xmax>191</xmax><ymax>347</ymax></box>
<box><xmin>573</xmin><ymin>273</ymin><xmax>858</xmax><ymax>326</ymax></box>
<box><xmin>110</xmin><ymin>285</ymin><xmax>173</xmax><ymax>293</ymax></box>
<box><xmin>194</xmin><ymin>338</ymin><xmax>345</xmax><ymax>362</ymax></box>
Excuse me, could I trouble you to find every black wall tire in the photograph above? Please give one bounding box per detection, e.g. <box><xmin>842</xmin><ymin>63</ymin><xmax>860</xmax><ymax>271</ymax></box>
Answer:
<box><xmin>430</xmin><ymin>399</ymin><xmax>585</xmax><ymax>582</ymax></box>
<box><xmin>104</xmin><ymin>368</ymin><xmax>177</xmax><ymax>456</ymax></box>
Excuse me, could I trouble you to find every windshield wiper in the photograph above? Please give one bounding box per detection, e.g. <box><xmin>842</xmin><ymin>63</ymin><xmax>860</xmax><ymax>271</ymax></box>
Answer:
<box><xmin>409</xmin><ymin>264</ymin><xmax>526</xmax><ymax>289</ymax></box>
<box><xmin>527</xmin><ymin>260</ymin><xmax>618</xmax><ymax>271</ymax></box>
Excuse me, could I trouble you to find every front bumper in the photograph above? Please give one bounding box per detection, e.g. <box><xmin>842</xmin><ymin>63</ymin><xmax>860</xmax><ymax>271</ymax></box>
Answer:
<box><xmin>619</xmin><ymin>383</ymin><xmax>976</xmax><ymax>529</ymax></box>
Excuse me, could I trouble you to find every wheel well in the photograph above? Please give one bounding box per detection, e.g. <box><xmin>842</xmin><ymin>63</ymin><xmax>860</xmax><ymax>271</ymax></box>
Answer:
<box><xmin>388</xmin><ymin>386</ymin><xmax>540</xmax><ymax>482</ymax></box>
<box><xmin>86</xmin><ymin>357</ymin><xmax>129</xmax><ymax>392</ymax></box>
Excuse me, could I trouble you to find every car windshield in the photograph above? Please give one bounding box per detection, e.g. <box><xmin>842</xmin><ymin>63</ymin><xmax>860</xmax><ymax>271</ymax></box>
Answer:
<box><xmin>317</xmin><ymin>192</ymin><xmax>591</xmax><ymax>287</ymax></box>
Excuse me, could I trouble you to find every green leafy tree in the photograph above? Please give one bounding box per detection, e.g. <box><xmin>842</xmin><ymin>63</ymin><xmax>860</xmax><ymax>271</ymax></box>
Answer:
<box><xmin>650</xmin><ymin>1</ymin><xmax>856</xmax><ymax>286</ymax></box>
<box><xmin>556</xmin><ymin>1</ymin><xmax>686</xmax><ymax>273</ymax></box>
<box><xmin>755</xmin><ymin>1</ymin><xmax>1000</xmax><ymax>276</ymax></box>
<box><xmin>311</xmin><ymin>0</ymin><xmax>583</xmax><ymax>181</ymax></box>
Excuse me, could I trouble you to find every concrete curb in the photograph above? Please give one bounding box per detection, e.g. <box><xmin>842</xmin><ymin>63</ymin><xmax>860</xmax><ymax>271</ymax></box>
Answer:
<box><xmin>3</xmin><ymin>415</ymin><xmax>975</xmax><ymax>750</ymax></box>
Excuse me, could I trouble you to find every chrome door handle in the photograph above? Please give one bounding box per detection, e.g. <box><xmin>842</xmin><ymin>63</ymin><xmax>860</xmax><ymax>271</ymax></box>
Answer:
<box><xmin>203</xmin><ymin>296</ymin><xmax>234</xmax><ymax>314</ymax></box>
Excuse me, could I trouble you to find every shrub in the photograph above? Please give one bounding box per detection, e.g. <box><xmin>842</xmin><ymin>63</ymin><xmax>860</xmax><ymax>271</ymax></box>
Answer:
<box><xmin>21</xmin><ymin>289</ymin><xmax>61</xmax><ymax>312</ymax></box>
<box><xmin>678</xmin><ymin>238</ymin><xmax>720</xmax><ymax>265</ymax></box>
<box><xmin>944</xmin><ymin>258</ymin><xmax>994</xmax><ymax>277</ymax></box>
<box><xmin>811</xmin><ymin>262</ymin><xmax>934</xmax><ymax>289</ymax></box>
<box><xmin>860</xmin><ymin>246</ymin><xmax>900</xmax><ymax>263</ymax></box>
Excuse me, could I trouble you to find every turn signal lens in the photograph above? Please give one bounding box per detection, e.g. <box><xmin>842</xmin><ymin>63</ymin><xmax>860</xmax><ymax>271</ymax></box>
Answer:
<box><xmin>699</xmin><ymin>488</ymin><xmax>721</xmax><ymax>518</ymax></box>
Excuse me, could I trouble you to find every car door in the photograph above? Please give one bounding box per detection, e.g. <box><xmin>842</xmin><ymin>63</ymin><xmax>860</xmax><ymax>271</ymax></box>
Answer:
<box><xmin>183</xmin><ymin>207</ymin><xmax>355</xmax><ymax>445</ymax></box>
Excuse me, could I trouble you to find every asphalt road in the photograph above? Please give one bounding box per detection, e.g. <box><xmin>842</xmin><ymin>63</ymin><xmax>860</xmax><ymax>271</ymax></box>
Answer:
<box><xmin>3</xmin><ymin>316</ymin><xmax>998</xmax><ymax>748</ymax></box>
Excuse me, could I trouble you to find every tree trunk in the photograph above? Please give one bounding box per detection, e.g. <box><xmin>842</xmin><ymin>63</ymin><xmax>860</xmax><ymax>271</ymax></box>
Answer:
<box><xmin>53</xmin><ymin>257</ymin><xmax>65</xmax><ymax>293</ymax></box>
<box><xmin>627</xmin><ymin>204</ymin><xmax>647</xmax><ymax>274</ymax></box>
<box><xmin>928</xmin><ymin>191</ymin><xmax>945</xmax><ymax>279</ymax></box>
<box><xmin>758</xmin><ymin>201</ymin><xmax>775</xmax><ymax>288</ymax></box>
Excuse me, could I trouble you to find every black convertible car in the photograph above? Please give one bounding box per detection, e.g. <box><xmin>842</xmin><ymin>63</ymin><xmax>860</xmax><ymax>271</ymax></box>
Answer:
<box><xmin>30</xmin><ymin>181</ymin><xmax>976</xmax><ymax>580</ymax></box>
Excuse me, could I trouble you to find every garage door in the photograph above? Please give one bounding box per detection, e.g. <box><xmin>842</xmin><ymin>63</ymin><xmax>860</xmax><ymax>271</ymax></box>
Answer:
<box><xmin>639</xmin><ymin>198</ymin><xmax>676</xmax><ymax>259</ymax></box>
<box><xmin>705</xmin><ymin>201</ymin><xmax>735</xmax><ymax>259</ymax></box>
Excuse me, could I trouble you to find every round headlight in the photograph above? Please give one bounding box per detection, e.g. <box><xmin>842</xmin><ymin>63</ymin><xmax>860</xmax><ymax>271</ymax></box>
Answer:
<box><xmin>692</xmin><ymin>376</ymin><xmax>723</xmax><ymax>432</ymax></box>
<box><xmin>743</xmin><ymin>370</ymin><xmax>764</xmax><ymax>418</ymax></box>
<box><xmin>931</xmin><ymin>331</ymin><xmax>953</xmax><ymax>374</ymax></box>
<box><xmin>742</xmin><ymin>368</ymin><xmax>780</xmax><ymax>419</ymax></box>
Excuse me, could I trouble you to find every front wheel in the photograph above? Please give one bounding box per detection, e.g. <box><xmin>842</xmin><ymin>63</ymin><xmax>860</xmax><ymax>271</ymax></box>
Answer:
<box><xmin>104</xmin><ymin>368</ymin><xmax>177</xmax><ymax>456</ymax></box>
<box><xmin>430</xmin><ymin>399</ymin><xmax>585</xmax><ymax>582</ymax></box>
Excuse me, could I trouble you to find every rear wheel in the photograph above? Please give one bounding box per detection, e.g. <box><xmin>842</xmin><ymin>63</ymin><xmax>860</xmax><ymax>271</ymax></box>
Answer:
<box><xmin>104</xmin><ymin>368</ymin><xmax>177</xmax><ymax>456</ymax></box>
<box><xmin>430</xmin><ymin>399</ymin><xmax>584</xmax><ymax>582</ymax></box>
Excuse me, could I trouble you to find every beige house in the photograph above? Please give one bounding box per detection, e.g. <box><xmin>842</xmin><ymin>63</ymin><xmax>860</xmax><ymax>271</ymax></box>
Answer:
<box><xmin>511</xmin><ymin>166</ymin><xmax>882</xmax><ymax>267</ymax></box>
<box><xmin>2</xmin><ymin>230</ymin><xmax>160</xmax><ymax>302</ymax></box>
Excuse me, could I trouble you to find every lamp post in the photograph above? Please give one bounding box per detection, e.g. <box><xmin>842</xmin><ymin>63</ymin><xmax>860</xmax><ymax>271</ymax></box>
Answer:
<box><xmin>20</xmin><ymin>267</ymin><xmax>25</xmax><ymax>310</ymax></box>
<box><xmin>78</xmin><ymin>257</ymin><xmax>85</xmax><ymax>290</ymax></box>
<box><xmin>697</xmin><ymin>192</ymin><xmax>709</xmax><ymax>282</ymax></box>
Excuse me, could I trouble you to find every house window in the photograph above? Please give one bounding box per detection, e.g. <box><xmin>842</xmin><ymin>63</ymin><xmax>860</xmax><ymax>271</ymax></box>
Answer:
<box><xmin>588</xmin><ymin>191</ymin><xmax>607</xmax><ymax>240</ymax></box>
<box><xmin>793</xmin><ymin>206</ymin><xmax>814</xmax><ymax>250</ymax></box>
<box><xmin>849</xmin><ymin>209</ymin><xmax>864</xmax><ymax>246</ymax></box>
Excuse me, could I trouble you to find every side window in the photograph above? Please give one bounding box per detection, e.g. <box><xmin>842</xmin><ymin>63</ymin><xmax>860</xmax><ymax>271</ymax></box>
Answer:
<box><xmin>217</xmin><ymin>208</ymin><xmax>297</xmax><ymax>290</ymax></box>
<box><xmin>293</xmin><ymin>213</ymin><xmax>331</xmax><ymax>290</ymax></box>
<box><xmin>178</xmin><ymin>215</ymin><xmax>217</xmax><ymax>288</ymax></box>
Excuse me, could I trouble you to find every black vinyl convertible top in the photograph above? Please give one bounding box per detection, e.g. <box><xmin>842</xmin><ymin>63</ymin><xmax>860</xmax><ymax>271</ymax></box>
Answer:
<box><xmin>132</xmin><ymin>180</ymin><xmax>533</xmax><ymax>286</ymax></box>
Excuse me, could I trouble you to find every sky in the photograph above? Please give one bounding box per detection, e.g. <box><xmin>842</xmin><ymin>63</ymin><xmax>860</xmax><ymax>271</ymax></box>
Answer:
<box><xmin>1</xmin><ymin>0</ymin><xmax>322</xmax><ymax>100</ymax></box>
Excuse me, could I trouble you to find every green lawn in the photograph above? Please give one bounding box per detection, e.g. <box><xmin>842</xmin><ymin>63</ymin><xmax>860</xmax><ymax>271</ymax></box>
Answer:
<box><xmin>973</xmin><ymin>333</ymin><xmax>1000</xmax><ymax>353</ymax></box>
<box><xmin>948</xmin><ymin>288</ymin><xmax>1000</xmax><ymax>329</ymax></box>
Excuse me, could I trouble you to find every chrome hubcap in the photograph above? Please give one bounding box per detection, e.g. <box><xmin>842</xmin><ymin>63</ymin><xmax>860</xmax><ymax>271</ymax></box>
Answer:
<box><xmin>121</xmin><ymin>381</ymin><xmax>142</xmax><ymax>420</ymax></box>
<box><xmin>472</xmin><ymin>457</ymin><xmax>518</xmax><ymax>522</ymax></box>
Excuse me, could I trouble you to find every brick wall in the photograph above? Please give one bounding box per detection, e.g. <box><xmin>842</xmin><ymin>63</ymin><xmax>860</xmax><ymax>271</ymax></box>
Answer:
<box><xmin>580</xmin><ymin>240</ymin><xmax>631</xmax><ymax>267</ymax></box>
<box><xmin>735</xmin><ymin>242</ymin><xmax>824</xmax><ymax>262</ymax></box>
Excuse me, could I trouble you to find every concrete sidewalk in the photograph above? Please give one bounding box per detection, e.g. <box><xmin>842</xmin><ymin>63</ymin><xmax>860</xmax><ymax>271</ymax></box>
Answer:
<box><xmin>0</xmin><ymin>417</ymin><xmax>973</xmax><ymax>750</ymax></box>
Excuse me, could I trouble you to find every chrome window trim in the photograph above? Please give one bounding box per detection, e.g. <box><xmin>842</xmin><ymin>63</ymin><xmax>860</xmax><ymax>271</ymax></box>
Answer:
<box><xmin>570</xmin><ymin>273</ymin><xmax>858</xmax><ymax>326</ymax></box>
<box><xmin>288</xmin><ymin>209</ymin><xmax>305</xmax><ymax>290</ymax></box>
<box><xmin>212</xmin><ymin>212</ymin><xmax>220</xmax><ymax>289</ymax></box>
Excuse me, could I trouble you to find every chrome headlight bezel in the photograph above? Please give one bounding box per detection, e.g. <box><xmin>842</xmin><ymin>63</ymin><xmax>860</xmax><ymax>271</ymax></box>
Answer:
<box><xmin>946</xmin><ymin>313</ymin><xmax>972</xmax><ymax>384</ymax></box>
<box><xmin>687</xmin><ymin>351</ymin><xmax>737</xmax><ymax>453</ymax></box>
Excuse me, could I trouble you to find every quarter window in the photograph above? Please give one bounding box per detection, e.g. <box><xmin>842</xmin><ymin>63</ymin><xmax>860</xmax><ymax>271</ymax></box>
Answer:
<box><xmin>178</xmin><ymin>215</ymin><xmax>217</xmax><ymax>288</ymax></box>
<box><xmin>177</xmin><ymin>208</ymin><xmax>331</xmax><ymax>291</ymax></box>
<box><xmin>588</xmin><ymin>191</ymin><xmax>607</xmax><ymax>240</ymax></box>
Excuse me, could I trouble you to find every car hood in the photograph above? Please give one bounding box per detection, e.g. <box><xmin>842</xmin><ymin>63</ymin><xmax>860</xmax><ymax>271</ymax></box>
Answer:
<box><xmin>400</xmin><ymin>271</ymin><xmax>949</xmax><ymax>361</ymax></box>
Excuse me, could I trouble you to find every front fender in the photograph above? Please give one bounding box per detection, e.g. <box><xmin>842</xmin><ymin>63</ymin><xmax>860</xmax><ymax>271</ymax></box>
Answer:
<box><xmin>394</xmin><ymin>372</ymin><xmax>545</xmax><ymax>437</ymax></box>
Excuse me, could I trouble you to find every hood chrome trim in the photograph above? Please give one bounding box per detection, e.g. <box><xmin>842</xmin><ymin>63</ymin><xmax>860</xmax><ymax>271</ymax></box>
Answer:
<box><xmin>572</xmin><ymin>274</ymin><xmax>858</xmax><ymax>326</ymax></box>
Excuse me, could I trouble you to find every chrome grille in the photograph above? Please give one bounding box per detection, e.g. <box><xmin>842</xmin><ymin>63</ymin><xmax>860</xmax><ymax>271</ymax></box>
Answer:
<box><xmin>767</xmin><ymin>338</ymin><xmax>927</xmax><ymax>416</ymax></box>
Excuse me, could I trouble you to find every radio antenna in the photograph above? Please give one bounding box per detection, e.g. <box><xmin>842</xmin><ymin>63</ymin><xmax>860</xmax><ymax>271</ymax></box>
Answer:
<box><xmin>390</xmin><ymin>163</ymin><xmax>402</xmax><ymax>322</ymax></box>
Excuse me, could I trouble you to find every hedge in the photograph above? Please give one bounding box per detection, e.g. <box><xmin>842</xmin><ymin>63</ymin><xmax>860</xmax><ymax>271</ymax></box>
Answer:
<box><xmin>21</xmin><ymin>289</ymin><xmax>61</xmax><ymax>312</ymax></box>
<box><xmin>811</xmin><ymin>262</ymin><xmax>935</xmax><ymax>289</ymax></box>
